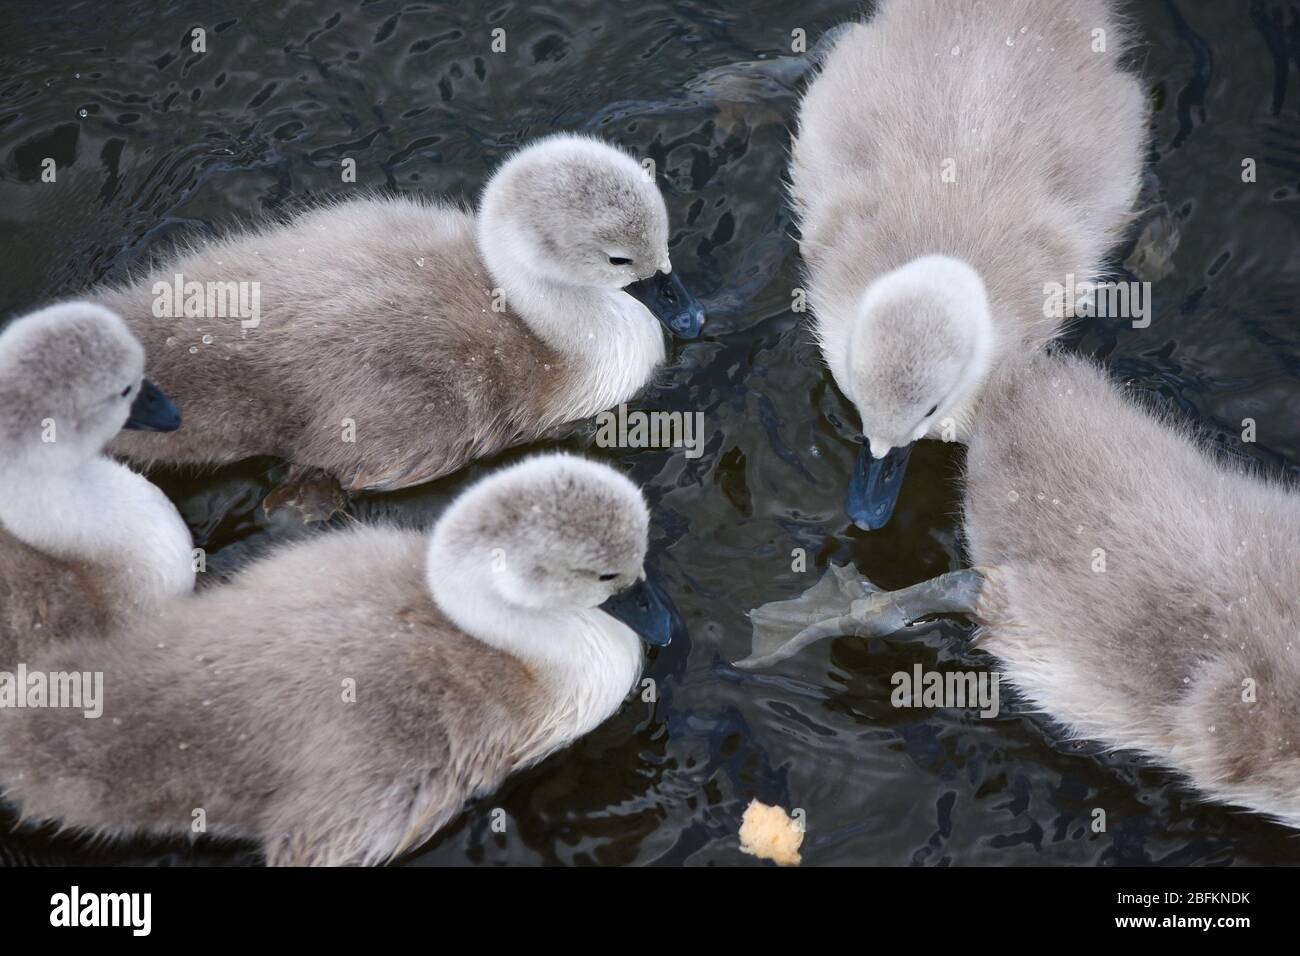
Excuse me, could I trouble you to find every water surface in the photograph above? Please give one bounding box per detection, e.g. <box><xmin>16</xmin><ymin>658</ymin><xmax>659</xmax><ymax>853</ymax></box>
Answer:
<box><xmin>2</xmin><ymin>0</ymin><xmax>1300</xmax><ymax>865</ymax></box>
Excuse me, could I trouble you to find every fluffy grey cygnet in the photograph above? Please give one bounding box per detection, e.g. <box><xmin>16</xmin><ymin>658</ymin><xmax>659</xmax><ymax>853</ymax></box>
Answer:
<box><xmin>102</xmin><ymin>133</ymin><xmax>698</xmax><ymax>492</ymax></box>
<box><xmin>0</xmin><ymin>303</ymin><xmax>193</xmax><ymax>665</ymax></box>
<box><xmin>0</xmin><ymin>454</ymin><xmax>664</xmax><ymax>865</ymax></box>
<box><xmin>791</xmin><ymin>0</ymin><xmax>1148</xmax><ymax>454</ymax></box>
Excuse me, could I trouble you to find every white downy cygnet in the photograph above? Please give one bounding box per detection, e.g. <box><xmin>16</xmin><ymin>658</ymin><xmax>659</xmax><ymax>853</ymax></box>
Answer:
<box><xmin>0</xmin><ymin>453</ymin><xmax>683</xmax><ymax>865</ymax></box>
<box><xmin>790</xmin><ymin>0</ymin><xmax>1148</xmax><ymax>527</ymax></box>
<box><xmin>0</xmin><ymin>302</ymin><xmax>192</xmax><ymax>665</ymax></box>
<box><xmin>100</xmin><ymin>133</ymin><xmax>705</xmax><ymax>495</ymax></box>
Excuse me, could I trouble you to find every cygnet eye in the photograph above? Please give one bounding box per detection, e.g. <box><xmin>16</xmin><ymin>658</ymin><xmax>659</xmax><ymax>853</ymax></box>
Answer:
<box><xmin>608</xmin><ymin>256</ymin><xmax>632</xmax><ymax>266</ymax></box>
<box><xmin>598</xmin><ymin>572</ymin><xmax>620</xmax><ymax>582</ymax></box>
<box><xmin>925</xmin><ymin>404</ymin><xmax>938</xmax><ymax>418</ymax></box>
<box><xmin>120</xmin><ymin>385</ymin><xmax>133</xmax><ymax>398</ymax></box>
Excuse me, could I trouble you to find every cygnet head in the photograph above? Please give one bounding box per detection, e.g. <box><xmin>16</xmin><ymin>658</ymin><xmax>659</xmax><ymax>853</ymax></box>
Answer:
<box><xmin>477</xmin><ymin>133</ymin><xmax>705</xmax><ymax>339</ymax></box>
<box><xmin>428</xmin><ymin>454</ymin><xmax>682</xmax><ymax>645</ymax></box>
<box><xmin>847</xmin><ymin>256</ymin><xmax>995</xmax><ymax>453</ymax></box>
<box><xmin>842</xmin><ymin>256</ymin><xmax>994</xmax><ymax>530</ymax></box>
<box><xmin>0</xmin><ymin>302</ymin><xmax>180</xmax><ymax>475</ymax></box>
<box><xmin>480</xmin><ymin>133</ymin><xmax>669</xmax><ymax>287</ymax></box>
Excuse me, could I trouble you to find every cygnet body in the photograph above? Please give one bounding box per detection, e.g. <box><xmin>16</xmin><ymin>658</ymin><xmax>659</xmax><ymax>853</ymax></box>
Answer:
<box><xmin>101</xmin><ymin>133</ymin><xmax>704</xmax><ymax>492</ymax></box>
<box><xmin>0</xmin><ymin>454</ymin><xmax>680</xmax><ymax>864</ymax></box>
<box><xmin>0</xmin><ymin>303</ymin><xmax>192</xmax><ymax>665</ymax></box>
<box><xmin>966</xmin><ymin>353</ymin><xmax>1300</xmax><ymax>829</ymax></box>
<box><xmin>790</xmin><ymin>0</ymin><xmax>1148</xmax><ymax>526</ymax></box>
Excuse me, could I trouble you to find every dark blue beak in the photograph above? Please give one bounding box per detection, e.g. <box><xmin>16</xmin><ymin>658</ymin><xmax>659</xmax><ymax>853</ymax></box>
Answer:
<box><xmin>123</xmin><ymin>378</ymin><xmax>181</xmax><ymax>432</ymax></box>
<box><xmin>598</xmin><ymin>569</ymin><xmax>685</xmax><ymax>647</ymax></box>
<box><xmin>846</xmin><ymin>440</ymin><xmax>914</xmax><ymax>530</ymax></box>
<box><xmin>624</xmin><ymin>270</ymin><xmax>705</xmax><ymax>339</ymax></box>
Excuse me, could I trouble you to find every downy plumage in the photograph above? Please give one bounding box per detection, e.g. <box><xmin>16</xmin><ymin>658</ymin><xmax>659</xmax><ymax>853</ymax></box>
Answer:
<box><xmin>0</xmin><ymin>302</ymin><xmax>192</xmax><ymax>666</ymax></box>
<box><xmin>0</xmin><ymin>453</ymin><xmax>682</xmax><ymax>864</ymax></box>
<box><xmin>790</xmin><ymin>0</ymin><xmax>1148</xmax><ymax>526</ymax></box>
<box><xmin>102</xmin><ymin>133</ymin><xmax>704</xmax><ymax>492</ymax></box>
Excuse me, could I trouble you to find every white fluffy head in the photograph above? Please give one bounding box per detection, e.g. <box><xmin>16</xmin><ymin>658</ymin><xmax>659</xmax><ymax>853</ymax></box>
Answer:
<box><xmin>428</xmin><ymin>453</ymin><xmax>650</xmax><ymax>612</ymax></box>
<box><xmin>0</xmin><ymin>302</ymin><xmax>145</xmax><ymax>474</ymax></box>
<box><xmin>845</xmin><ymin>255</ymin><xmax>995</xmax><ymax>456</ymax></box>
<box><xmin>477</xmin><ymin>133</ymin><xmax>672</xmax><ymax>290</ymax></box>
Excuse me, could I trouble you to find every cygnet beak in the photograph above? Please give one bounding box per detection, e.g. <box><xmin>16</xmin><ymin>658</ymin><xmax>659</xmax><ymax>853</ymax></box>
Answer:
<box><xmin>598</xmin><ymin>566</ymin><xmax>684</xmax><ymax>647</ymax></box>
<box><xmin>624</xmin><ymin>269</ymin><xmax>705</xmax><ymax>340</ymax></box>
<box><xmin>123</xmin><ymin>379</ymin><xmax>182</xmax><ymax>432</ymax></box>
<box><xmin>846</xmin><ymin>439</ymin><xmax>915</xmax><ymax>531</ymax></box>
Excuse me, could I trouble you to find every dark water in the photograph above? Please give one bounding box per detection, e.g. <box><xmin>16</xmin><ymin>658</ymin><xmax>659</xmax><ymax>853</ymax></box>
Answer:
<box><xmin>2</xmin><ymin>0</ymin><xmax>1300</xmax><ymax>865</ymax></box>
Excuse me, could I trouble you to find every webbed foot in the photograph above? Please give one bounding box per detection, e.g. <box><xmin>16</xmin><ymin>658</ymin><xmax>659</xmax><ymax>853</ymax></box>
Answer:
<box><xmin>263</xmin><ymin>468</ymin><xmax>349</xmax><ymax>524</ymax></box>
<box><xmin>736</xmin><ymin>565</ymin><xmax>986</xmax><ymax>669</ymax></box>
